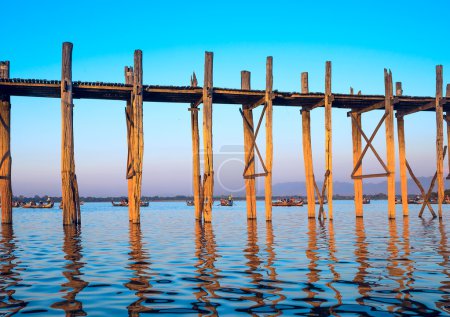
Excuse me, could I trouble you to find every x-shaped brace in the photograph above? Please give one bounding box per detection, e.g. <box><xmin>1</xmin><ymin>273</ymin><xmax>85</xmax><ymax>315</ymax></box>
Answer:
<box><xmin>351</xmin><ymin>113</ymin><xmax>390</xmax><ymax>179</ymax></box>
<box><xmin>313</xmin><ymin>170</ymin><xmax>331</xmax><ymax>219</ymax></box>
<box><xmin>406</xmin><ymin>146</ymin><xmax>447</xmax><ymax>218</ymax></box>
<box><xmin>239</xmin><ymin>105</ymin><xmax>269</xmax><ymax>179</ymax></box>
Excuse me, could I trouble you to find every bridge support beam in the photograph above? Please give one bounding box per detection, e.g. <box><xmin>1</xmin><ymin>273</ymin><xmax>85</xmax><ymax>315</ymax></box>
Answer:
<box><xmin>124</xmin><ymin>66</ymin><xmax>135</xmax><ymax>222</ymax></box>
<box><xmin>325</xmin><ymin>62</ymin><xmax>333</xmax><ymax>219</ymax></box>
<box><xmin>384</xmin><ymin>69</ymin><xmax>396</xmax><ymax>219</ymax></box>
<box><xmin>265</xmin><ymin>57</ymin><xmax>273</xmax><ymax>222</ymax></box>
<box><xmin>0</xmin><ymin>61</ymin><xmax>12</xmax><ymax>224</ymax></box>
<box><xmin>241</xmin><ymin>71</ymin><xmax>257</xmax><ymax>220</ymax></box>
<box><xmin>61</xmin><ymin>42</ymin><xmax>80</xmax><ymax>225</ymax></box>
<box><xmin>435</xmin><ymin>65</ymin><xmax>444</xmax><ymax>219</ymax></box>
<box><xmin>351</xmin><ymin>111</ymin><xmax>363</xmax><ymax>217</ymax></box>
<box><xmin>202</xmin><ymin>52</ymin><xmax>214</xmax><ymax>222</ymax></box>
<box><xmin>129</xmin><ymin>50</ymin><xmax>144</xmax><ymax>224</ymax></box>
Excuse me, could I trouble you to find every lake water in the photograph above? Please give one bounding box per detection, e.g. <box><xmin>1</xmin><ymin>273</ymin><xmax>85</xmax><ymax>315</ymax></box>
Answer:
<box><xmin>0</xmin><ymin>201</ymin><xmax>448</xmax><ymax>316</ymax></box>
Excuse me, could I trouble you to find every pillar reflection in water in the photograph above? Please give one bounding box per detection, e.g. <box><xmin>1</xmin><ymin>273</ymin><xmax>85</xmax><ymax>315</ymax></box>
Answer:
<box><xmin>304</xmin><ymin>218</ymin><xmax>320</xmax><ymax>308</ymax></box>
<box><xmin>326</xmin><ymin>220</ymin><xmax>342</xmax><ymax>314</ymax></box>
<box><xmin>194</xmin><ymin>221</ymin><xmax>220</xmax><ymax>315</ymax></box>
<box><xmin>51</xmin><ymin>225</ymin><xmax>88</xmax><ymax>316</ymax></box>
<box><xmin>353</xmin><ymin>217</ymin><xmax>371</xmax><ymax>305</ymax></box>
<box><xmin>124</xmin><ymin>223</ymin><xmax>152</xmax><ymax>315</ymax></box>
<box><xmin>0</xmin><ymin>224</ymin><xmax>26</xmax><ymax>314</ymax></box>
<box><xmin>437</xmin><ymin>220</ymin><xmax>449</xmax><ymax>313</ymax></box>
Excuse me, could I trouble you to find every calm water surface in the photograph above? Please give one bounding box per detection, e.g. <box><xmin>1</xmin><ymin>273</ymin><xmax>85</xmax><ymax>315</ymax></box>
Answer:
<box><xmin>0</xmin><ymin>201</ymin><xmax>449</xmax><ymax>316</ymax></box>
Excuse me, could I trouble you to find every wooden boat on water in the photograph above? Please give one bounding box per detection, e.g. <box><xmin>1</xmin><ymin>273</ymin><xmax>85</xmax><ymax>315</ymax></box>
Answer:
<box><xmin>220</xmin><ymin>196</ymin><xmax>233</xmax><ymax>206</ymax></box>
<box><xmin>22</xmin><ymin>201</ymin><xmax>54</xmax><ymax>209</ymax></box>
<box><xmin>408</xmin><ymin>196</ymin><xmax>424</xmax><ymax>204</ymax></box>
<box><xmin>111</xmin><ymin>200</ymin><xmax>149</xmax><ymax>207</ymax></box>
<box><xmin>362</xmin><ymin>197</ymin><xmax>371</xmax><ymax>204</ymax></box>
<box><xmin>186</xmin><ymin>200</ymin><xmax>194</xmax><ymax>206</ymax></box>
<box><xmin>272</xmin><ymin>198</ymin><xmax>304</xmax><ymax>207</ymax></box>
<box><xmin>395</xmin><ymin>197</ymin><xmax>402</xmax><ymax>204</ymax></box>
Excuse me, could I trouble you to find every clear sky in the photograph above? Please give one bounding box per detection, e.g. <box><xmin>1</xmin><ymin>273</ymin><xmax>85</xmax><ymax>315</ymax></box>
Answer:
<box><xmin>2</xmin><ymin>0</ymin><xmax>450</xmax><ymax>196</ymax></box>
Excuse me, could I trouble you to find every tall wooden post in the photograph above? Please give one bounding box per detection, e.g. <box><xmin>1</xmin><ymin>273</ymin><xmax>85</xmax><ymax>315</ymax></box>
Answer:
<box><xmin>265</xmin><ymin>57</ymin><xmax>273</xmax><ymax>221</ymax></box>
<box><xmin>0</xmin><ymin>61</ymin><xmax>12</xmax><ymax>224</ymax></box>
<box><xmin>325</xmin><ymin>61</ymin><xmax>333</xmax><ymax>219</ymax></box>
<box><xmin>301</xmin><ymin>72</ymin><xmax>316</xmax><ymax>218</ymax></box>
<box><xmin>190</xmin><ymin>73</ymin><xmax>202</xmax><ymax>221</ymax></box>
<box><xmin>446</xmin><ymin>85</ymin><xmax>450</xmax><ymax>179</ymax></box>
<box><xmin>384</xmin><ymin>69</ymin><xmax>396</xmax><ymax>219</ymax></box>
<box><xmin>202</xmin><ymin>52</ymin><xmax>214</xmax><ymax>223</ymax></box>
<box><xmin>125</xmin><ymin>66</ymin><xmax>134</xmax><ymax>222</ymax></box>
<box><xmin>351</xmin><ymin>112</ymin><xmax>363</xmax><ymax>217</ymax></box>
<box><xmin>61</xmin><ymin>42</ymin><xmax>80</xmax><ymax>225</ymax></box>
<box><xmin>435</xmin><ymin>65</ymin><xmax>444</xmax><ymax>219</ymax></box>
<box><xmin>396</xmin><ymin>82</ymin><xmax>409</xmax><ymax>217</ymax></box>
<box><xmin>129</xmin><ymin>50</ymin><xmax>144</xmax><ymax>224</ymax></box>
<box><xmin>241</xmin><ymin>71</ymin><xmax>256</xmax><ymax>220</ymax></box>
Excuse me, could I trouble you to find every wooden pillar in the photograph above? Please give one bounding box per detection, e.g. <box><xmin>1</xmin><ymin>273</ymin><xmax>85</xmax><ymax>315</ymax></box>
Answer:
<box><xmin>202</xmin><ymin>52</ymin><xmax>214</xmax><ymax>223</ymax></box>
<box><xmin>61</xmin><ymin>42</ymin><xmax>80</xmax><ymax>225</ymax></box>
<box><xmin>396</xmin><ymin>82</ymin><xmax>409</xmax><ymax>217</ymax></box>
<box><xmin>325</xmin><ymin>61</ymin><xmax>333</xmax><ymax>219</ymax></box>
<box><xmin>129</xmin><ymin>50</ymin><xmax>144</xmax><ymax>224</ymax></box>
<box><xmin>384</xmin><ymin>69</ymin><xmax>396</xmax><ymax>219</ymax></box>
<box><xmin>0</xmin><ymin>61</ymin><xmax>12</xmax><ymax>224</ymax></box>
<box><xmin>301</xmin><ymin>72</ymin><xmax>316</xmax><ymax>218</ymax></box>
<box><xmin>351</xmin><ymin>112</ymin><xmax>363</xmax><ymax>217</ymax></box>
<box><xmin>435</xmin><ymin>65</ymin><xmax>444</xmax><ymax>219</ymax></box>
<box><xmin>241</xmin><ymin>71</ymin><xmax>256</xmax><ymax>220</ymax></box>
<box><xmin>190</xmin><ymin>73</ymin><xmax>202</xmax><ymax>221</ymax></box>
<box><xmin>265</xmin><ymin>57</ymin><xmax>273</xmax><ymax>221</ymax></box>
<box><xmin>446</xmin><ymin>85</ymin><xmax>450</xmax><ymax>180</ymax></box>
<box><xmin>125</xmin><ymin>66</ymin><xmax>134</xmax><ymax>222</ymax></box>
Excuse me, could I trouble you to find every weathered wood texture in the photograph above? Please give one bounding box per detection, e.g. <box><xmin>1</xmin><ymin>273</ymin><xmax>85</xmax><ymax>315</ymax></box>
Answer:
<box><xmin>325</xmin><ymin>61</ymin><xmax>333</xmax><ymax>219</ymax></box>
<box><xmin>384</xmin><ymin>69</ymin><xmax>396</xmax><ymax>218</ymax></box>
<box><xmin>265</xmin><ymin>57</ymin><xmax>273</xmax><ymax>221</ymax></box>
<box><xmin>129</xmin><ymin>50</ymin><xmax>144</xmax><ymax>224</ymax></box>
<box><xmin>0</xmin><ymin>61</ymin><xmax>12</xmax><ymax>224</ymax></box>
<box><xmin>435</xmin><ymin>65</ymin><xmax>444</xmax><ymax>218</ymax></box>
<box><xmin>241</xmin><ymin>71</ymin><xmax>256</xmax><ymax>220</ymax></box>
<box><xmin>202</xmin><ymin>52</ymin><xmax>214</xmax><ymax>222</ymax></box>
<box><xmin>397</xmin><ymin>116</ymin><xmax>409</xmax><ymax>216</ymax></box>
<box><xmin>301</xmin><ymin>73</ymin><xmax>316</xmax><ymax>218</ymax></box>
<box><xmin>61</xmin><ymin>43</ymin><xmax>80</xmax><ymax>225</ymax></box>
<box><xmin>125</xmin><ymin>66</ymin><xmax>134</xmax><ymax>222</ymax></box>
<box><xmin>190</xmin><ymin>73</ymin><xmax>202</xmax><ymax>221</ymax></box>
<box><xmin>351</xmin><ymin>112</ymin><xmax>363</xmax><ymax>217</ymax></box>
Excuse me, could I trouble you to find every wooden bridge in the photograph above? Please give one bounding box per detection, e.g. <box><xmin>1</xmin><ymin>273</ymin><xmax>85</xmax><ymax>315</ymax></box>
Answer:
<box><xmin>0</xmin><ymin>42</ymin><xmax>449</xmax><ymax>225</ymax></box>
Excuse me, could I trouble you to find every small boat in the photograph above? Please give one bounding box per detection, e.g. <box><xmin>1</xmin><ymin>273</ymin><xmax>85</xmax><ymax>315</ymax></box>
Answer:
<box><xmin>111</xmin><ymin>200</ymin><xmax>149</xmax><ymax>207</ymax></box>
<box><xmin>395</xmin><ymin>197</ymin><xmax>402</xmax><ymax>204</ymax></box>
<box><xmin>12</xmin><ymin>201</ymin><xmax>24</xmax><ymax>208</ymax></box>
<box><xmin>362</xmin><ymin>197</ymin><xmax>371</xmax><ymax>204</ymax></box>
<box><xmin>186</xmin><ymin>200</ymin><xmax>194</xmax><ymax>206</ymax></box>
<box><xmin>408</xmin><ymin>196</ymin><xmax>423</xmax><ymax>204</ymax></box>
<box><xmin>22</xmin><ymin>201</ymin><xmax>54</xmax><ymax>209</ymax></box>
<box><xmin>220</xmin><ymin>195</ymin><xmax>233</xmax><ymax>206</ymax></box>
<box><xmin>272</xmin><ymin>198</ymin><xmax>304</xmax><ymax>207</ymax></box>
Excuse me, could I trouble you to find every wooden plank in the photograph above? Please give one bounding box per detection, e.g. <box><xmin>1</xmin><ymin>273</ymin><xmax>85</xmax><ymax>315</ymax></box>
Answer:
<box><xmin>396</xmin><ymin>101</ymin><xmax>434</xmax><ymax>117</ymax></box>
<box><xmin>129</xmin><ymin>50</ymin><xmax>144</xmax><ymax>224</ymax></box>
<box><xmin>265</xmin><ymin>57</ymin><xmax>273</xmax><ymax>222</ymax></box>
<box><xmin>352</xmin><ymin>173</ymin><xmax>389</xmax><ymax>179</ymax></box>
<box><xmin>202</xmin><ymin>52</ymin><xmax>214</xmax><ymax>222</ymax></box>
<box><xmin>396</xmin><ymin>116</ymin><xmax>409</xmax><ymax>216</ymax></box>
<box><xmin>0</xmin><ymin>61</ymin><xmax>12</xmax><ymax>224</ymax></box>
<box><xmin>241</xmin><ymin>71</ymin><xmax>256</xmax><ymax>220</ymax></box>
<box><xmin>325</xmin><ymin>61</ymin><xmax>333</xmax><ymax>219</ymax></box>
<box><xmin>125</xmin><ymin>66</ymin><xmax>134</xmax><ymax>223</ymax></box>
<box><xmin>384</xmin><ymin>69</ymin><xmax>396</xmax><ymax>219</ymax></box>
<box><xmin>60</xmin><ymin>42</ymin><xmax>80</xmax><ymax>225</ymax></box>
<box><xmin>435</xmin><ymin>65</ymin><xmax>444</xmax><ymax>219</ymax></box>
<box><xmin>350</xmin><ymin>101</ymin><xmax>385</xmax><ymax>115</ymax></box>
<box><xmin>190</xmin><ymin>73</ymin><xmax>202</xmax><ymax>222</ymax></box>
<box><xmin>351</xmin><ymin>111</ymin><xmax>363</xmax><ymax>217</ymax></box>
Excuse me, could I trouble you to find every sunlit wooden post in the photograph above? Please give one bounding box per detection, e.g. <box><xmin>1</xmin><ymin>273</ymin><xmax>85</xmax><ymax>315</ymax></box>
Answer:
<box><xmin>301</xmin><ymin>72</ymin><xmax>316</xmax><ymax>218</ymax></box>
<box><xmin>351</xmin><ymin>111</ymin><xmax>363</xmax><ymax>217</ymax></box>
<box><xmin>129</xmin><ymin>50</ymin><xmax>144</xmax><ymax>224</ymax></box>
<box><xmin>61</xmin><ymin>42</ymin><xmax>80</xmax><ymax>225</ymax></box>
<box><xmin>0</xmin><ymin>61</ymin><xmax>12</xmax><ymax>224</ymax></box>
<box><xmin>435</xmin><ymin>65</ymin><xmax>444</xmax><ymax>219</ymax></box>
<box><xmin>241</xmin><ymin>71</ymin><xmax>257</xmax><ymax>219</ymax></box>
<box><xmin>446</xmin><ymin>84</ymin><xmax>450</xmax><ymax>180</ymax></box>
<box><xmin>189</xmin><ymin>73</ymin><xmax>202</xmax><ymax>221</ymax></box>
<box><xmin>325</xmin><ymin>61</ymin><xmax>333</xmax><ymax>219</ymax></box>
<box><xmin>384</xmin><ymin>69</ymin><xmax>396</xmax><ymax>219</ymax></box>
<box><xmin>396</xmin><ymin>82</ymin><xmax>409</xmax><ymax>216</ymax></box>
<box><xmin>202</xmin><ymin>52</ymin><xmax>214</xmax><ymax>222</ymax></box>
<box><xmin>124</xmin><ymin>66</ymin><xmax>135</xmax><ymax>222</ymax></box>
<box><xmin>265</xmin><ymin>57</ymin><xmax>273</xmax><ymax>221</ymax></box>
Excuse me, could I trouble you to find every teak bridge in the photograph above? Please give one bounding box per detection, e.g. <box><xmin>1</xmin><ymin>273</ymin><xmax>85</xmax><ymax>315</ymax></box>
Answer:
<box><xmin>0</xmin><ymin>42</ymin><xmax>449</xmax><ymax>225</ymax></box>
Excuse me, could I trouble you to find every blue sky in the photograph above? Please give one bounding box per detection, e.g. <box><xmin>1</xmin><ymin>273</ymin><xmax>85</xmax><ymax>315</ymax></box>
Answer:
<box><xmin>2</xmin><ymin>0</ymin><xmax>449</xmax><ymax>196</ymax></box>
